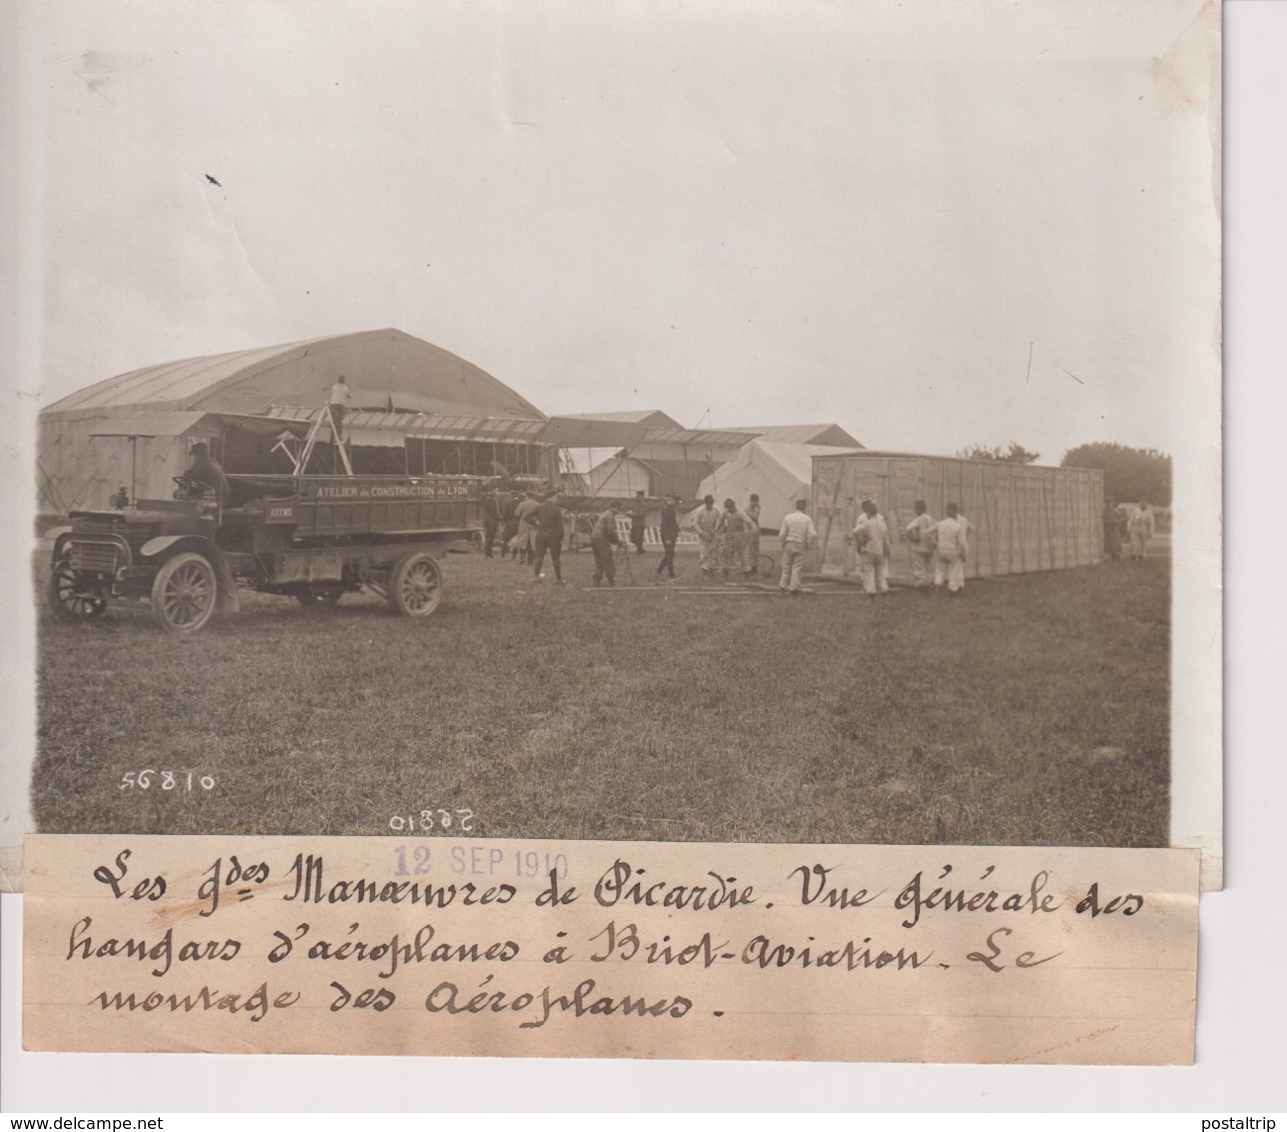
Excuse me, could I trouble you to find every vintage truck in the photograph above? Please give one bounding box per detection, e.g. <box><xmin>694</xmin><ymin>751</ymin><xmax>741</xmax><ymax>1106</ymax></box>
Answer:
<box><xmin>46</xmin><ymin>473</ymin><xmax>483</xmax><ymax>633</ymax></box>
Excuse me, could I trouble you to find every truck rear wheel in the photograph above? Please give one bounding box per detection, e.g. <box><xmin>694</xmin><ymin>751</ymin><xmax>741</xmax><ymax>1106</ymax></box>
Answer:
<box><xmin>151</xmin><ymin>552</ymin><xmax>218</xmax><ymax>634</ymax></box>
<box><xmin>387</xmin><ymin>551</ymin><xmax>442</xmax><ymax>618</ymax></box>
<box><xmin>48</xmin><ymin>554</ymin><xmax>108</xmax><ymax>622</ymax></box>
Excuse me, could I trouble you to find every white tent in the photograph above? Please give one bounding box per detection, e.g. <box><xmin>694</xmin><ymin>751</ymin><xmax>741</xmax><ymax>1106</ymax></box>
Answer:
<box><xmin>696</xmin><ymin>440</ymin><xmax>856</xmax><ymax>532</ymax></box>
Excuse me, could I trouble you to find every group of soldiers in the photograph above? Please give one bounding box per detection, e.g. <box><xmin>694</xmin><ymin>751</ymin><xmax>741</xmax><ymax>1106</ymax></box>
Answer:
<box><xmin>478</xmin><ymin>487</ymin><xmax>765</xmax><ymax>588</ymax></box>
<box><xmin>844</xmin><ymin>498</ymin><xmax>972</xmax><ymax>597</ymax></box>
<box><xmin>689</xmin><ymin>494</ymin><xmax>762</xmax><ymax>582</ymax></box>
<box><xmin>589</xmin><ymin>490</ymin><xmax>765</xmax><ymax>588</ymax></box>
<box><xmin>771</xmin><ymin>496</ymin><xmax>972</xmax><ymax>598</ymax></box>
<box><xmin>728</xmin><ymin>495</ymin><xmax>974</xmax><ymax>597</ymax></box>
<box><xmin>480</xmin><ymin>487</ymin><xmax>570</xmax><ymax>583</ymax></box>
<box><xmin>477</xmin><ymin>485</ymin><xmax>979</xmax><ymax>597</ymax></box>
<box><xmin>1103</xmin><ymin>500</ymin><xmax>1157</xmax><ymax>564</ymax></box>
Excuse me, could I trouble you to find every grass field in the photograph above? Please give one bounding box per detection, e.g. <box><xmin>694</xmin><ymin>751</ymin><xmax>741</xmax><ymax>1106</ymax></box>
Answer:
<box><xmin>34</xmin><ymin>543</ymin><xmax>1170</xmax><ymax>847</ymax></box>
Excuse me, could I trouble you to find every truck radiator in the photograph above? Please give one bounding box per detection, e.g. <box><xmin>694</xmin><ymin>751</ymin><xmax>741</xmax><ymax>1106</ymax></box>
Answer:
<box><xmin>68</xmin><ymin>538</ymin><xmax>129</xmax><ymax>574</ymax></box>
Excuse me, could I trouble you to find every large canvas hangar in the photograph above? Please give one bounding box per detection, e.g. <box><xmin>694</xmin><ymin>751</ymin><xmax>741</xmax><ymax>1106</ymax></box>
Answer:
<box><xmin>36</xmin><ymin>329</ymin><xmax>553</xmax><ymax>515</ymax></box>
<box><xmin>811</xmin><ymin>453</ymin><xmax>1104</xmax><ymax>581</ymax></box>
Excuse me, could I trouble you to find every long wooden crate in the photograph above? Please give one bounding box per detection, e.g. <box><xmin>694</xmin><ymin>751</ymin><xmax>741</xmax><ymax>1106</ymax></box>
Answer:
<box><xmin>811</xmin><ymin>453</ymin><xmax>1104</xmax><ymax>581</ymax></box>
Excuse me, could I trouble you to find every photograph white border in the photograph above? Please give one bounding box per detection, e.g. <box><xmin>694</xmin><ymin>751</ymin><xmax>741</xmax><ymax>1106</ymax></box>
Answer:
<box><xmin>1</xmin><ymin>0</ymin><xmax>1268</xmax><ymax>1109</ymax></box>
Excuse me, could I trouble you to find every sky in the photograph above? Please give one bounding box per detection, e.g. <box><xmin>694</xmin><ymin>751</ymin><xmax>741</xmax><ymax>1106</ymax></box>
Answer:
<box><xmin>4</xmin><ymin>0</ymin><xmax>1219</xmax><ymax>463</ymax></box>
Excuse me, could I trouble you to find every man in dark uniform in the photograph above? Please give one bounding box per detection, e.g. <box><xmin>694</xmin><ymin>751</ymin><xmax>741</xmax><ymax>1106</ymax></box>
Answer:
<box><xmin>513</xmin><ymin>490</ymin><xmax>539</xmax><ymax>565</ymax></box>
<box><xmin>481</xmin><ymin>487</ymin><xmax>501</xmax><ymax>558</ymax></box>
<box><xmin>656</xmin><ymin>493</ymin><xmax>680</xmax><ymax>579</ymax></box>
<box><xmin>590</xmin><ymin>502</ymin><xmax>621</xmax><ymax>587</ymax></box>
<box><xmin>500</xmin><ymin>492</ymin><xmax>521</xmax><ymax>558</ymax></box>
<box><xmin>531</xmin><ymin>491</ymin><xmax>566</xmax><ymax>584</ymax></box>
<box><xmin>180</xmin><ymin>442</ymin><xmax>230</xmax><ymax>504</ymax></box>
<box><xmin>745</xmin><ymin>493</ymin><xmax>762</xmax><ymax>575</ymax></box>
<box><xmin>629</xmin><ymin>490</ymin><xmax>648</xmax><ymax>555</ymax></box>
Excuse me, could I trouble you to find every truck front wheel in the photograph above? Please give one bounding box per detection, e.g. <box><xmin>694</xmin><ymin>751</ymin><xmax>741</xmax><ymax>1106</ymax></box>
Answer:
<box><xmin>387</xmin><ymin>551</ymin><xmax>442</xmax><ymax>618</ymax></box>
<box><xmin>151</xmin><ymin>552</ymin><xmax>218</xmax><ymax>634</ymax></box>
<box><xmin>48</xmin><ymin>554</ymin><xmax>108</xmax><ymax>622</ymax></box>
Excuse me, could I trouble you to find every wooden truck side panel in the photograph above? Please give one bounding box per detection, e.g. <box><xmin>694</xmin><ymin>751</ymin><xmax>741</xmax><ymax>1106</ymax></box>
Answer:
<box><xmin>224</xmin><ymin>474</ymin><xmax>481</xmax><ymax>540</ymax></box>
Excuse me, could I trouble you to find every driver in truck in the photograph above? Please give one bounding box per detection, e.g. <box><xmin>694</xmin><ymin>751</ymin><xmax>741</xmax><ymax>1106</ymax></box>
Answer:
<box><xmin>180</xmin><ymin>442</ymin><xmax>230</xmax><ymax>504</ymax></box>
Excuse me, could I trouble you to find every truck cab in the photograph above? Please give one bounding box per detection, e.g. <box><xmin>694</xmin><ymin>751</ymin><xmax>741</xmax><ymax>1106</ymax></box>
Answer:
<box><xmin>47</xmin><ymin>485</ymin><xmax>233</xmax><ymax>631</ymax></box>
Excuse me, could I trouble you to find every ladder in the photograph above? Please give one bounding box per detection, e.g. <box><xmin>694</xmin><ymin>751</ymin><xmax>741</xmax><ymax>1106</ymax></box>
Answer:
<box><xmin>294</xmin><ymin>403</ymin><xmax>353</xmax><ymax>476</ymax></box>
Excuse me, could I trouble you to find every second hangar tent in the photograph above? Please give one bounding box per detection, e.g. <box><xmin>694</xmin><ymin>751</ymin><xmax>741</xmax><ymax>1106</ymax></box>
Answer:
<box><xmin>696</xmin><ymin>440</ymin><xmax>855</xmax><ymax>532</ymax></box>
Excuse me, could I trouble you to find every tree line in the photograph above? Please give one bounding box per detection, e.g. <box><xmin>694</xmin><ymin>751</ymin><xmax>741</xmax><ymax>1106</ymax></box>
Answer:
<box><xmin>954</xmin><ymin>441</ymin><xmax>1171</xmax><ymax>505</ymax></box>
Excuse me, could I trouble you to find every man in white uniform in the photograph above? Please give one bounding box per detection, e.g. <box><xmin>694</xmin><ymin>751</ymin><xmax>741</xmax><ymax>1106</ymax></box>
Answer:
<box><xmin>720</xmin><ymin>497</ymin><xmax>757</xmax><ymax>580</ymax></box>
<box><xmin>692</xmin><ymin>495</ymin><xmax>724</xmax><ymax>581</ymax></box>
<box><xmin>1128</xmin><ymin>502</ymin><xmax>1155</xmax><ymax>563</ymax></box>
<box><xmin>933</xmin><ymin>502</ymin><xmax>970</xmax><ymax>595</ymax></box>
<box><xmin>852</xmin><ymin>500</ymin><xmax>891</xmax><ymax>596</ymax></box>
<box><xmin>328</xmin><ymin>375</ymin><xmax>352</xmax><ymax>441</ymax></box>
<box><xmin>779</xmin><ymin>499</ymin><xmax>817</xmax><ymax>594</ymax></box>
<box><xmin>904</xmin><ymin>499</ymin><xmax>937</xmax><ymax>590</ymax></box>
